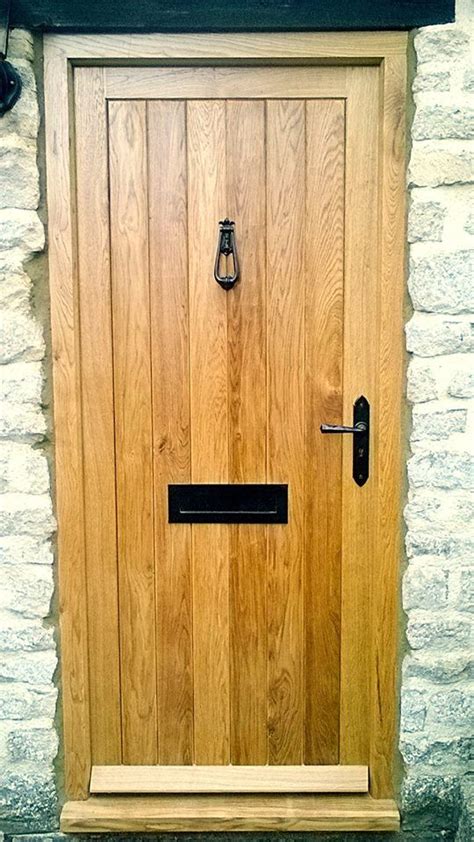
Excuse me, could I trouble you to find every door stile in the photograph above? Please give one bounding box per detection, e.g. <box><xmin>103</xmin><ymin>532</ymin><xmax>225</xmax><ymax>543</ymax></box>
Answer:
<box><xmin>74</xmin><ymin>68</ymin><xmax>122</xmax><ymax>765</ymax></box>
<box><xmin>340</xmin><ymin>66</ymin><xmax>380</xmax><ymax>766</ymax></box>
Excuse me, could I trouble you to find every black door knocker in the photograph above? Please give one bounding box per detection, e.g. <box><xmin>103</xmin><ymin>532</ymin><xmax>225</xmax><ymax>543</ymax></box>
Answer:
<box><xmin>0</xmin><ymin>0</ymin><xmax>22</xmax><ymax>117</ymax></box>
<box><xmin>214</xmin><ymin>219</ymin><xmax>239</xmax><ymax>291</ymax></box>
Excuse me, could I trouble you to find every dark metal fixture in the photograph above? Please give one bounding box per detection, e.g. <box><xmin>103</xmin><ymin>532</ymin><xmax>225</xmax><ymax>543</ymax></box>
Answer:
<box><xmin>168</xmin><ymin>483</ymin><xmax>288</xmax><ymax>524</ymax></box>
<box><xmin>214</xmin><ymin>218</ymin><xmax>239</xmax><ymax>291</ymax></box>
<box><xmin>0</xmin><ymin>0</ymin><xmax>22</xmax><ymax>116</ymax></box>
<box><xmin>320</xmin><ymin>395</ymin><xmax>370</xmax><ymax>486</ymax></box>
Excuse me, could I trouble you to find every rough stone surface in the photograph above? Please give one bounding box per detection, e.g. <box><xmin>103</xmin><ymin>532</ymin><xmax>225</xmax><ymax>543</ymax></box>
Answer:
<box><xmin>408</xmin><ymin>450</ymin><xmax>474</xmax><ymax>490</ymax></box>
<box><xmin>403</xmin><ymin>565</ymin><xmax>448</xmax><ymax>611</ymax></box>
<box><xmin>0</xmin><ymin>135</ymin><xmax>40</xmax><ymax>210</ymax></box>
<box><xmin>405</xmin><ymin>313</ymin><xmax>474</xmax><ymax>356</ymax></box>
<box><xmin>409</xmin><ymin>250</ymin><xmax>474</xmax><ymax>314</ymax></box>
<box><xmin>412</xmin><ymin>105</ymin><xmax>474</xmax><ymax>141</ymax></box>
<box><xmin>409</xmin><ymin>144</ymin><xmax>473</xmax><ymax>186</ymax></box>
<box><xmin>408</xmin><ymin>199</ymin><xmax>446</xmax><ymax>241</ymax></box>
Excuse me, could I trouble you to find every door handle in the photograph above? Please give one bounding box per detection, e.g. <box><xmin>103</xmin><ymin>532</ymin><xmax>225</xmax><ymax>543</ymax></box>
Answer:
<box><xmin>320</xmin><ymin>396</ymin><xmax>370</xmax><ymax>486</ymax></box>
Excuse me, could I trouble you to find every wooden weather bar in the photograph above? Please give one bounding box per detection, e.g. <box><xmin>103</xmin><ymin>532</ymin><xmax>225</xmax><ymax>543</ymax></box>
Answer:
<box><xmin>90</xmin><ymin>764</ymin><xmax>369</xmax><ymax>794</ymax></box>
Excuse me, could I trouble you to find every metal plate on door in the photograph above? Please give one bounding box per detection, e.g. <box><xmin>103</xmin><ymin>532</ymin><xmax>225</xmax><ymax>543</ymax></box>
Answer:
<box><xmin>168</xmin><ymin>484</ymin><xmax>288</xmax><ymax>524</ymax></box>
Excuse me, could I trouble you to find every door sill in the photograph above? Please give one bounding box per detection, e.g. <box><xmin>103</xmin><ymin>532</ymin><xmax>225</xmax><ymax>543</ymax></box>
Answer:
<box><xmin>61</xmin><ymin>794</ymin><xmax>400</xmax><ymax>832</ymax></box>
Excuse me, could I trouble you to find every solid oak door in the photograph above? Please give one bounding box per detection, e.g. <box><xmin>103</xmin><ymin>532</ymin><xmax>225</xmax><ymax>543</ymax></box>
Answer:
<box><xmin>71</xmin><ymin>64</ymin><xmax>386</xmax><ymax>785</ymax></box>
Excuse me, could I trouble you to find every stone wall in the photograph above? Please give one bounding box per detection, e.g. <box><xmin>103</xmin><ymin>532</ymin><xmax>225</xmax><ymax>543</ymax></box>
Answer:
<box><xmin>401</xmin><ymin>0</ymin><xmax>474</xmax><ymax>838</ymax></box>
<box><xmin>0</xmin><ymin>31</ymin><xmax>58</xmax><ymax>834</ymax></box>
<box><xmin>0</xmin><ymin>4</ymin><xmax>473</xmax><ymax>841</ymax></box>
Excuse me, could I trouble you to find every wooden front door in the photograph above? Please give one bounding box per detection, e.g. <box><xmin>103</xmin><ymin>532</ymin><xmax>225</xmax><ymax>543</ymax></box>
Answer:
<box><xmin>46</xmin><ymin>36</ymin><xmax>406</xmax><ymax>827</ymax></box>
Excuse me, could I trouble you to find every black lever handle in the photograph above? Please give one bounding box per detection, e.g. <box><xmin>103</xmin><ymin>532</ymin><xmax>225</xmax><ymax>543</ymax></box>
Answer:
<box><xmin>320</xmin><ymin>396</ymin><xmax>370</xmax><ymax>486</ymax></box>
<box><xmin>320</xmin><ymin>422</ymin><xmax>367</xmax><ymax>434</ymax></box>
<box><xmin>214</xmin><ymin>218</ymin><xmax>239</xmax><ymax>291</ymax></box>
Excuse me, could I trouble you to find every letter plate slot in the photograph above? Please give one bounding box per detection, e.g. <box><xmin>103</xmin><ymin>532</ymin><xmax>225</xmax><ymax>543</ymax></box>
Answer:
<box><xmin>168</xmin><ymin>484</ymin><xmax>288</xmax><ymax>524</ymax></box>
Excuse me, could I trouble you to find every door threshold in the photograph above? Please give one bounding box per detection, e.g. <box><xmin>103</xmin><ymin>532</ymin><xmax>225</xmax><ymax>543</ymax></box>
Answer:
<box><xmin>61</xmin><ymin>793</ymin><xmax>400</xmax><ymax>832</ymax></box>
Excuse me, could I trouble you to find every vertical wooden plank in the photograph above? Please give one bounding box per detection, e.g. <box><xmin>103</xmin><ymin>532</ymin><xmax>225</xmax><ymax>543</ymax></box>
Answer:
<box><xmin>187</xmin><ymin>101</ymin><xmax>230</xmax><ymax>764</ymax></box>
<box><xmin>266</xmin><ymin>100</ymin><xmax>306</xmax><ymax>765</ymax></box>
<box><xmin>108</xmin><ymin>101</ymin><xmax>157</xmax><ymax>764</ymax></box>
<box><xmin>226</xmin><ymin>100</ymin><xmax>267</xmax><ymax>765</ymax></box>
<box><xmin>371</xmin><ymin>53</ymin><xmax>406</xmax><ymax>799</ymax></box>
<box><xmin>44</xmin><ymin>45</ymin><xmax>91</xmax><ymax>799</ymax></box>
<box><xmin>74</xmin><ymin>67</ymin><xmax>122</xmax><ymax>767</ymax></box>
<box><xmin>304</xmin><ymin>99</ymin><xmax>345</xmax><ymax>765</ymax></box>
<box><xmin>340</xmin><ymin>67</ymin><xmax>380</xmax><ymax>766</ymax></box>
<box><xmin>148</xmin><ymin>100</ymin><xmax>194</xmax><ymax>765</ymax></box>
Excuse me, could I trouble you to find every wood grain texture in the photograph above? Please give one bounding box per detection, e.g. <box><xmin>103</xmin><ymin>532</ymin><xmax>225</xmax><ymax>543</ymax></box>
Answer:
<box><xmin>91</xmin><ymin>764</ymin><xmax>368</xmax><ymax>793</ymax></box>
<box><xmin>147</xmin><ymin>100</ymin><xmax>194</xmax><ymax>765</ymax></box>
<box><xmin>187</xmin><ymin>101</ymin><xmax>230</xmax><ymax>764</ymax></box>
<box><xmin>304</xmin><ymin>99</ymin><xmax>345</xmax><ymax>765</ymax></box>
<box><xmin>44</xmin><ymin>42</ymin><xmax>91</xmax><ymax>799</ymax></box>
<box><xmin>46</xmin><ymin>31</ymin><xmax>408</xmax><ymax>63</ymax></box>
<box><xmin>108</xmin><ymin>100</ymin><xmax>157</xmax><ymax>763</ymax></box>
<box><xmin>105</xmin><ymin>66</ymin><xmax>345</xmax><ymax>100</ymax></box>
<box><xmin>339</xmin><ymin>67</ymin><xmax>380</xmax><ymax>766</ymax></box>
<box><xmin>370</xmin><ymin>52</ymin><xmax>407</xmax><ymax>799</ymax></box>
<box><xmin>74</xmin><ymin>67</ymin><xmax>122</xmax><ymax>766</ymax></box>
<box><xmin>61</xmin><ymin>794</ymin><xmax>400</xmax><ymax>833</ymax></box>
<box><xmin>266</xmin><ymin>100</ymin><xmax>306</xmax><ymax>765</ymax></box>
<box><xmin>226</xmin><ymin>100</ymin><xmax>268</xmax><ymax>766</ymax></box>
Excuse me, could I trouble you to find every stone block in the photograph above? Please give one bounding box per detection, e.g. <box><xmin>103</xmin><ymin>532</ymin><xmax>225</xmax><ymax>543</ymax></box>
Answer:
<box><xmin>448</xmin><ymin>368</ymin><xmax>474</xmax><ymax>397</ymax></box>
<box><xmin>0</xmin><ymin>135</ymin><xmax>39</xmax><ymax>210</ymax></box>
<box><xmin>0</xmin><ymin>620</ymin><xmax>54</xmax><ymax>652</ymax></box>
<box><xmin>0</xmin><ymin>684</ymin><xmax>57</xmax><ymax>720</ymax></box>
<box><xmin>457</xmin><ymin>568</ymin><xmax>474</xmax><ymax>613</ymax></box>
<box><xmin>403</xmin><ymin>652</ymin><xmax>472</xmax><ymax>684</ymax></box>
<box><xmin>0</xmin><ymin>401</ymin><xmax>46</xmax><ymax>441</ymax></box>
<box><xmin>0</xmin><ymin>493</ymin><xmax>55</xmax><ymax>537</ymax></box>
<box><xmin>0</xmin><ymin>442</ymin><xmax>49</xmax><ymax>494</ymax></box>
<box><xmin>429</xmin><ymin>689</ymin><xmax>474</xmax><ymax>728</ymax></box>
<box><xmin>464</xmin><ymin>68</ymin><xmax>474</xmax><ymax>92</ymax></box>
<box><xmin>406</xmin><ymin>313</ymin><xmax>473</xmax><ymax>356</ymax></box>
<box><xmin>401</xmin><ymin>773</ymin><xmax>462</xmax><ymax>832</ymax></box>
<box><xmin>401</xmin><ymin>688</ymin><xmax>427</xmax><ymax>733</ymax></box>
<box><xmin>0</xmin><ymin>535</ymin><xmax>53</xmax><ymax>566</ymax></box>
<box><xmin>0</xmin><ymin>362</ymin><xmax>43</xmax><ymax>404</ymax></box>
<box><xmin>403</xmin><ymin>566</ymin><xmax>448</xmax><ymax>611</ymax></box>
<box><xmin>412</xmin><ymin>70</ymin><xmax>451</xmax><ymax>93</ymax></box>
<box><xmin>0</xmin><ymin>209</ymin><xmax>44</xmax><ymax>254</ymax></box>
<box><xmin>407</xmin><ymin>358</ymin><xmax>438</xmax><ymax>402</ymax></box>
<box><xmin>400</xmin><ymin>735</ymin><xmax>472</xmax><ymax>768</ymax></box>
<box><xmin>0</xmin><ymin>565</ymin><xmax>53</xmax><ymax>619</ymax></box>
<box><xmin>407</xmin><ymin>615</ymin><xmax>471</xmax><ymax>650</ymax></box>
<box><xmin>406</xmin><ymin>529</ymin><xmax>473</xmax><ymax>561</ymax></box>
<box><xmin>409</xmin><ymin>250</ymin><xmax>474</xmax><ymax>314</ymax></box>
<box><xmin>412</xmin><ymin>105</ymin><xmax>474</xmax><ymax>141</ymax></box>
<box><xmin>411</xmin><ymin>405</ymin><xmax>467</xmax><ymax>441</ymax></box>
<box><xmin>0</xmin><ymin>650</ymin><xmax>56</xmax><ymax>685</ymax></box>
<box><xmin>408</xmin><ymin>200</ymin><xmax>446</xmax><ymax>242</ymax></box>
<box><xmin>7</xmin><ymin>727</ymin><xmax>58</xmax><ymax>763</ymax></box>
<box><xmin>0</xmin><ymin>770</ymin><xmax>58</xmax><ymax>834</ymax></box>
<box><xmin>409</xmin><ymin>143</ymin><xmax>473</xmax><ymax>187</ymax></box>
<box><xmin>0</xmin><ymin>312</ymin><xmax>44</xmax><ymax>364</ymax></box>
<box><xmin>405</xmin><ymin>489</ymin><xmax>474</xmax><ymax>530</ymax></box>
<box><xmin>8</xmin><ymin>30</ymin><xmax>34</xmax><ymax>62</ymax></box>
<box><xmin>0</xmin><ymin>60</ymin><xmax>40</xmax><ymax>140</ymax></box>
<box><xmin>414</xmin><ymin>26</ymin><xmax>470</xmax><ymax>64</ymax></box>
<box><xmin>408</xmin><ymin>450</ymin><xmax>474</xmax><ymax>490</ymax></box>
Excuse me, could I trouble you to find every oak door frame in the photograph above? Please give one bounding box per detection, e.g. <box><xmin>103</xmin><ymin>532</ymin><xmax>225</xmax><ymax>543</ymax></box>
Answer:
<box><xmin>44</xmin><ymin>31</ymin><xmax>407</xmax><ymax>802</ymax></box>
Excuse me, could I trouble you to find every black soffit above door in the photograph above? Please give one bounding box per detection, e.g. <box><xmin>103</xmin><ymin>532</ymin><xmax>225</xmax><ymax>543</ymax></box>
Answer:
<box><xmin>10</xmin><ymin>0</ymin><xmax>454</xmax><ymax>32</ymax></box>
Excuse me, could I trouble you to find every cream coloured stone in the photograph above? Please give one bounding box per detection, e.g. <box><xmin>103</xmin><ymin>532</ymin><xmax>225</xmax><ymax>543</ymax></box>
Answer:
<box><xmin>0</xmin><ymin>312</ymin><xmax>44</xmax><ymax>363</ymax></box>
<box><xmin>0</xmin><ymin>565</ymin><xmax>53</xmax><ymax>620</ymax></box>
<box><xmin>415</xmin><ymin>25</ymin><xmax>470</xmax><ymax>64</ymax></box>
<box><xmin>409</xmin><ymin>250</ymin><xmax>474</xmax><ymax>314</ymax></box>
<box><xmin>0</xmin><ymin>362</ymin><xmax>43</xmax><ymax>405</ymax></box>
<box><xmin>0</xmin><ymin>494</ymin><xmax>55</xmax><ymax>538</ymax></box>
<box><xmin>0</xmin><ymin>136</ymin><xmax>39</xmax><ymax>210</ymax></box>
<box><xmin>406</xmin><ymin>313</ymin><xmax>474</xmax><ymax>356</ymax></box>
<box><xmin>0</xmin><ymin>650</ymin><xmax>56</xmax><ymax>685</ymax></box>
<box><xmin>0</xmin><ymin>210</ymin><xmax>44</xmax><ymax>253</ymax></box>
<box><xmin>407</xmin><ymin>614</ymin><xmax>471</xmax><ymax>650</ymax></box>
<box><xmin>0</xmin><ymin>401</ymin><xmax>46</xmax><ymax>441</ymax></box>
<box><xmin>408</xmin><ymin>450</ymin><xmax>474</xmax><ymax>490</ymax></box>
<box><xmin>403</xmin><ymin>566</ymin><xmax>449</xmax><ymax>611</ymax></box>
<box><xmin>1</xmin><ymin>60</ymin><xmax>39</xmax><ymax>139</ymax></box>
<box><xmin>0</xmin><ymin>536</ymin><xmax>53</xmax><ymax>566</ymax></box>
<box><xmin>409</xmin><ymin>143</ymin><xmax>473</xmax><ymax>186</ymax></box>
<box><xmin>412</xmin><ymin>105</ymin><xmax>474</xmax><ymax>141</ymax></box>
<box><xmin>408</xmin><ymin>200</ymin><xmax>446</xmax><ymax>242</ymax></box>
<box><xmin>0</xmin><ymin>442</ymin><xmax>49</xmax><ymax>494</ymax></box>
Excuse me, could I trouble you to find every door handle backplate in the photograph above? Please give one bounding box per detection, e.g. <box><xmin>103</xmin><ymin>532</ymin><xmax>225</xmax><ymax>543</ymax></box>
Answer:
<box><xmin>320</xmin><ymin>395</ymin><xmax>370</xmax><ymax>486</ymax></box>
